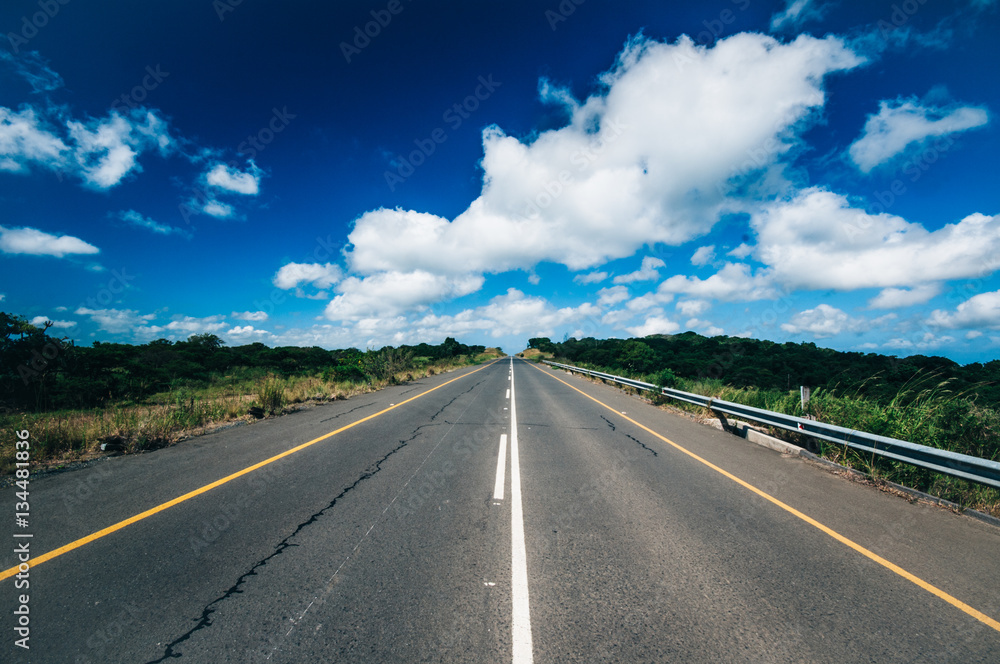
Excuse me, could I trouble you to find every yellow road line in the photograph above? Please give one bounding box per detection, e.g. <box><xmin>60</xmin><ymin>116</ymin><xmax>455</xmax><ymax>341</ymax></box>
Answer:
<box><xmin>1</xmin><ymin>360</ymin><xmax>500</xmax><ymax>582</ymax></box>
<box><xmin>529</xmin><ymin>361</ymin><xmax>1000</xmax><ymax>633</ymax></box>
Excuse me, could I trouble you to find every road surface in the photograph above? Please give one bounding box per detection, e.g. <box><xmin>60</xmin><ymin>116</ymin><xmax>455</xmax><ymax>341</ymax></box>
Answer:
<box><xmin>3</xmin><ymin>357</ymin><xmax>999</xmax><ymax>662</ymax></box>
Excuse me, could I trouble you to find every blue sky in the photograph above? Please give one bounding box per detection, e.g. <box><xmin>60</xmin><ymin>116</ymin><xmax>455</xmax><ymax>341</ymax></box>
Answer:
<box><xmin>1</xmin><ymin>0</ymin><xmax>998</xmax><ymax>363</ymax></box>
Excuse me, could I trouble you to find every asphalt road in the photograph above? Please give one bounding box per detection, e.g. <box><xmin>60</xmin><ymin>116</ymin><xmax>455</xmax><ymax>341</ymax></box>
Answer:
<box><xmin>3</xmin><ymin>357</ymin><xmax>999</xmax><ymax>662</ymax></box>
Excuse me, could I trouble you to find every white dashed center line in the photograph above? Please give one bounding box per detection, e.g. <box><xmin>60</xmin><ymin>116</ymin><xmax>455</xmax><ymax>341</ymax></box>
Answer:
<box><xmin>509</xmin><ymin>357</ymin><xmax>533</xmax><ymax>663</ymax></box>
<box><xmin>493</xmin><ymin>434</ymin><xmax>508</xmax><ymax>501</ymax></box>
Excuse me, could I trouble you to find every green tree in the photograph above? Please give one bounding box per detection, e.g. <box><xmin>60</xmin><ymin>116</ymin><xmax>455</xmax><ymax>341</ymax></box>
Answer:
<box><xmin>619</xmin><ymin>340</ymin><xmax>658</xmax><ymax>375</ymax></box>
<box><xmin>527</xmin><ymin>337</ymin><xmax>557</xmax><ymax>353</ymax></box>
<box><xmin>187</xmin><ymin>333</ymin><xmax>224</xmax><ymax>348</ymax></box>
<box><xmin>653</xmin><ymin>367</ymin><xmax>678</xmax><ymax>389</ymax></box>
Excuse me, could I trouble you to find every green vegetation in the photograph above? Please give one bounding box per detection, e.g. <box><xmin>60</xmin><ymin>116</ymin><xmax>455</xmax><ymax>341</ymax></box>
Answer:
<box><xmin>527</xmin><ymin>333</ymin><xmax>1000</xmax><ymax>515</ymax></box>
<box><xmin>0</xmin><ymin>311</ymin><xmax>503</xmax><ymax>474</ymax></box>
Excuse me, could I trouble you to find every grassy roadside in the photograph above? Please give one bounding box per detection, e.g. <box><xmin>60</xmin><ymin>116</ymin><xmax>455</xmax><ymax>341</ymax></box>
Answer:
<box><xmin>528</xmin><ymin>355</ymin><xmax>1000</xmax><ymax>517</ymax></box>
<box><xmin>1</xmin><ymin>349</ymin><xmax>504</xmax><ymax>476</ymax></box>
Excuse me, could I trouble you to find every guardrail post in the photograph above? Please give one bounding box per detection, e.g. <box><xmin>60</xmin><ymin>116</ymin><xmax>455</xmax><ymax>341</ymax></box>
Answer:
<box><xmin>708</xmin><ymin>400</ymin><xmax>733</xmax><ymax>434</ymax></box>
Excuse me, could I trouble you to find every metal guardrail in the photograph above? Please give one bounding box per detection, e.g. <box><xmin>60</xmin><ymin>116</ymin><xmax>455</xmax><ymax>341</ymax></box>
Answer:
<box><xmin>542</xmin><ymin>360</ymin><xmax>1000</xmax><ymax>489</ymax></box>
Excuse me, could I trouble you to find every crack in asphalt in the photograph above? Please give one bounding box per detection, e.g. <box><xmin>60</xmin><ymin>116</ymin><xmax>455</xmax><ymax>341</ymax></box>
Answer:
<box><xmin>601</xmin><ymin>415</ymin><xmax>658</xmax><ymax>457</ymax></box>
<box><xmin>318</xmin><ymin>400</ymin><xmax>379</xmax><ymax>423</ymax></box>
<box><xmin>261</xmin><ymin>373</ymin><xmax>493</xmax><ymax>657</ymax></box>
<box><xmin>147</xmin><ymin>378</ymin><xmax>487</xmax><ymax>661</ymax></box>
<box><xmin>428</xmin><ymin>379</ymin><xmax>483</xmax><ymax>421</ymax></box>
<box><xmin>145</xmin><ymin>435</ymin><xmax>415</xmax><ymax>663</ymax></box>
<box><xmin>625</xmin><ymin>433</ymin><xmax>658</xmax><ymax>457</ymax></box>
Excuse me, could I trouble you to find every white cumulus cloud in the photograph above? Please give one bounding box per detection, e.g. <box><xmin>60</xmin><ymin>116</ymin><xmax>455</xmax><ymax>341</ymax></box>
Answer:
<box><xmin>325</xmin><ymin>271</ymin><xmax>484</xmax><ymax>321</ymax></box>
<box><xmin>690</xmin><ymin>245</ymin><xmax>716</xmax><ymax>266</ymax></box>
<box><xmin>597</xmin><ymin>285</ymin><xmax>629</xmax><ymax>306</ymax></box>
<box><xmin>751</xmin><ymin>188</ymin><xmax>1000</xmax><ymax>291</ymax></box>
<box><xmin>29</xmin><ymin>316</ymin><xmax>76</xmax><ymax>329</ymax></box>
<box><xmin>685</xmin><ymin>318</ymin><xmax>724</xmax><ymax>336</ymax></box>
<box><xmin>118</xmin><ymin>209</ymin><xmax>190</xmax><ymax>238</ymax></box>
<box><xmin>232</xmin><ymin>310</ymin><xmax>269</xmax><ymax>322</ymax></box>
<box><xmin>145</xmin><ymin>315</ymin><xmax>228</xmax><ymax>337</ymax></box>
<box><xmin>770</xmin><ymin>0</ymin><xmax>831</xmax><ymax>31</ymax></box>
<box><xmin>273</xmin><ymin>262</ymin><xmax>343</xmax><ymax>290</ymax></box>
<box><xmin>927</xmin><ymin>291</ymin><xmax>1000</xmax><ymax>330</ymax></box>
<box><xmin>226</xmin><ymin>325</ymin><xmax>271</xmax><ymax>338</ymax></box>
<box><xmin>868</xmin><ymin>284</ymin><xmax>942</xmax><ymax>309</ymax></box>
<box><xmin>469</xmin><ymin>289</ymin><xmax>600</xmax><ymax>338</ymax></box>
<box><xmin>574</xmin><ymin>271</ymin><xmax>609</xmax><ymax>284</ymax></box>
<box><xmin>75</xmin><ymin>307</ymin><xmax>156</xmax><ymax>334</ymax></box>
<box><xmin>337</xmin><ymin>32</ymin><xmax>863</xmax><ymax>315</ymax></box>
<box><xmin>727</xmin><ymin>243</ymin><xmax>753</xmax><ymax>259</ymax></box>
<box><xmin>627</xmin><ymin>315</ymin><xmax>680</xmax><ymax>337</ymax></box>
<box><xmin>0</xmin><ymin>104</ymin><xmax>172</xmax><ymax>188</ymax></box>
<box><xmin>0</xmin><ymin>225</ymin><xmax>99</xmax><ymax>257</ymax></box>
<box><xmin>201</xmin><ymin>199</ymin><xmax>234</xmax><ymax>218</ymax></box>
<box><xmin>613</xmin><ymin>256</ymin><xmax>665</xmax><ymax>284</ymax></box>
<box><xmin>66</xmin><ymin>109</ymin><xmax>173</xmax><ymax>189</ymax></box>
<box><xmin>657</xmin><ymin>262</ymin><xmax>777</xmax><ymax>301</ymax></box>
<box><xmin>292</xmin><ymin>289</ymin><xmax>600</xmax><ymax>348</ymax></box>
<box><xmin>205</xmin><ymin>161</ymin><xmax>262</xmax><ymax>195</ymax></box>
<box><xmin>0</xmin><ymin>107</ymin><xmax>67</xmax><ymax>173</ymax></box>
<box><xmin>848</xmin><ymin>98</ymin><xmax>988</xmax><ymax>172</ymax></box>
<box><xmin>780</xmin><ymin>304</ymin><xmax>895</xmax><ymax>338</ymax></box>
<box><xmin>676</xmin><ymin>299</ymin><xmax>711</xmax><ymax>316</ymax></box>
<box><xmin>883</xmin><ymin>332</ymin><xmax>955</xmax><ymax>351</ymax></box>
<box><xmin>780</xmin><ymin>304</ymin><xmax>853</xmax><ymax>337</ymax></box>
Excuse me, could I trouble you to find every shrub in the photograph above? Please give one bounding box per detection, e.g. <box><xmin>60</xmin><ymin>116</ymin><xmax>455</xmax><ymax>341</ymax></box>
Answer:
<box><xmin>361</xmin><ymin>347</ymin><xmax>414</xmax><ymax>383</ymax></box>
<box><xmin>652</xmin><ymin>368</ymin><xmax>678</xmax><ymax>390</ymax></box>
<box><xmin>255</xmin><ymin>376</ymin><xmax>286</xmax><ymax>415</ymax></box>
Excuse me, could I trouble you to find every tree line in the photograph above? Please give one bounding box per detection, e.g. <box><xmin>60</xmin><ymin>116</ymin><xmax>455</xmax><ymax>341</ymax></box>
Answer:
<box><xmin>527</xmin><ymin>332</ymin><xmax>1000</xmax><ymax>408</ymax></box>
<box><xmin>1</xmin><ymin>312</ymin><xmax>488</xmax><ymax>412</ymax></box>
